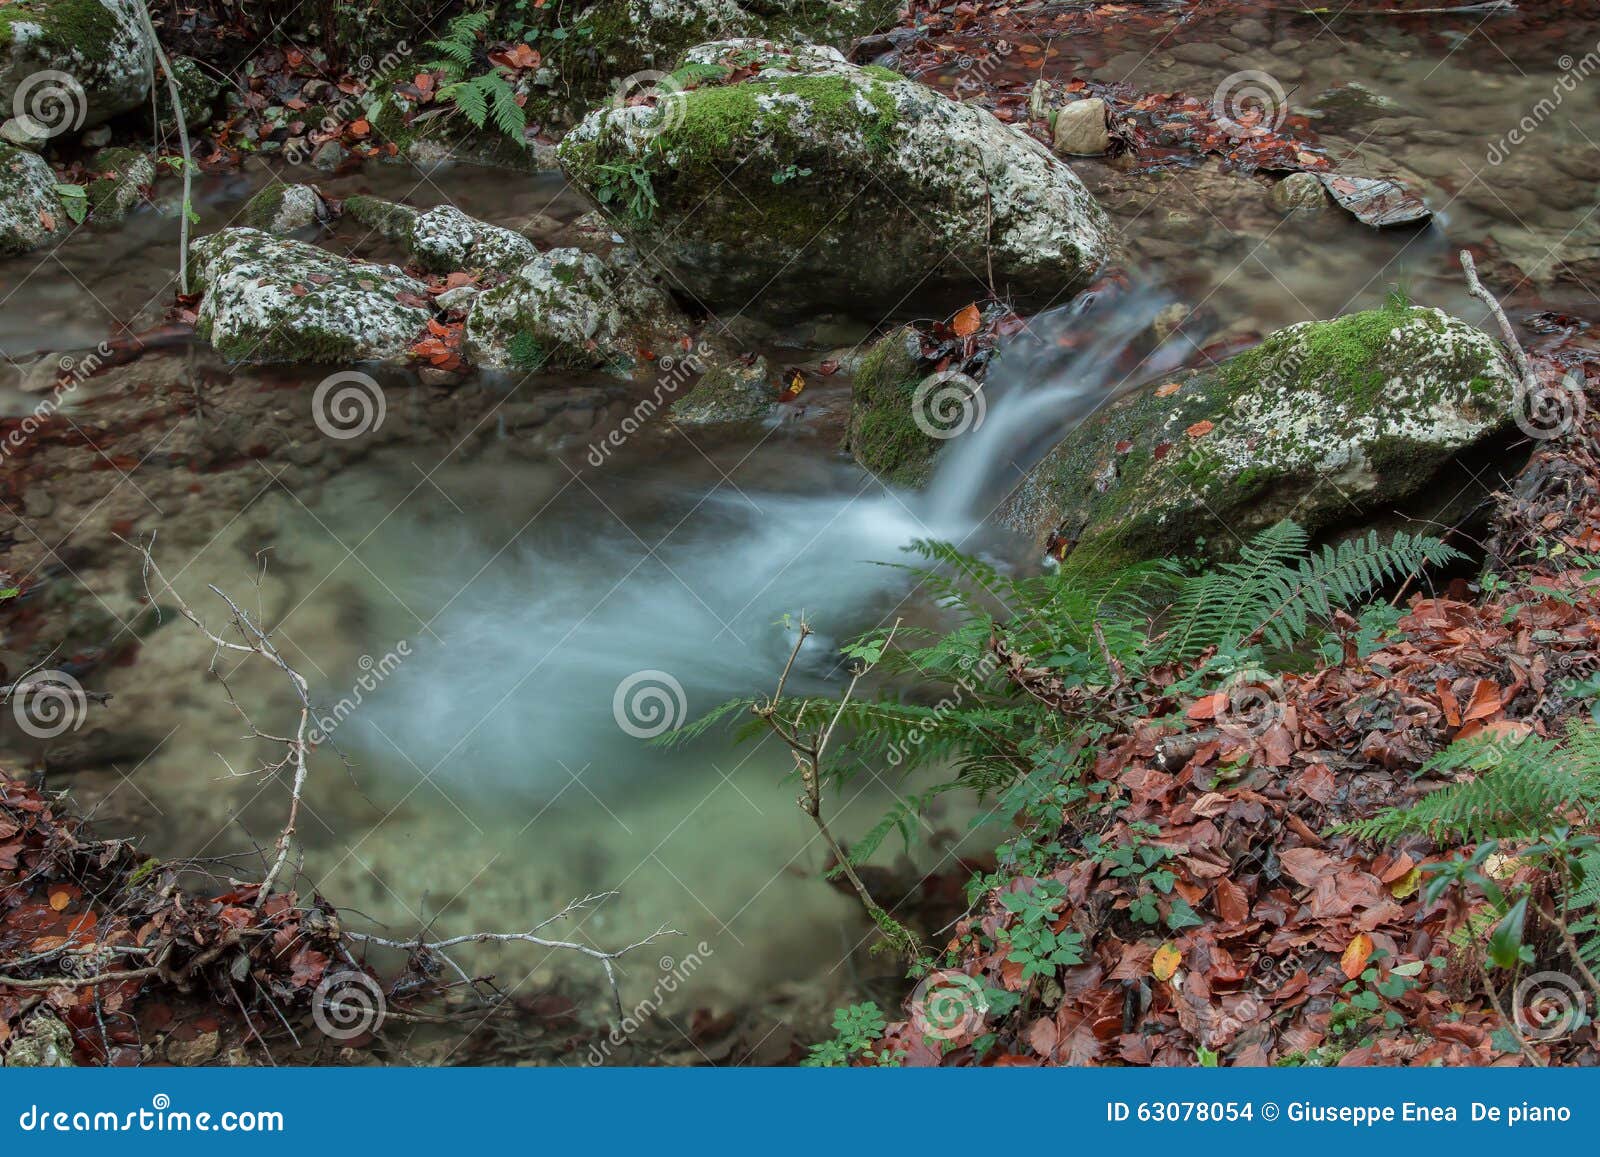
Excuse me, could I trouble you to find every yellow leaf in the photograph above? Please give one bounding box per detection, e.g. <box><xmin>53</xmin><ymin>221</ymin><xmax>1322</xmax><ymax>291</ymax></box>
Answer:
<box><xmin>1340</xmin><ymin>932</ymin><xmax>1373</xmax><ymax>980</ymax></box>
<box><xmin>49</xmin><ymin>890</ymin><xmax>71</xmax><ymax>912</ymax></box>
<box><xmin>1152</xmin><ymin>941</ymin><xmax>1181</xmax><ymax>982</ymax></box>
<box><xmin>1388</xmin><ymin>866</ymin><xmax>1420</xmax><ymax>899</ymax></box>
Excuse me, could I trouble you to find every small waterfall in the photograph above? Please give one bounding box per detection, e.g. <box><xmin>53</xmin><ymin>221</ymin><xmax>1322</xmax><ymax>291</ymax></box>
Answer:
<box><xmin>922</xmin><ymin>286</ymin><xmax>1195</xmax><ymax>524</ymax></box>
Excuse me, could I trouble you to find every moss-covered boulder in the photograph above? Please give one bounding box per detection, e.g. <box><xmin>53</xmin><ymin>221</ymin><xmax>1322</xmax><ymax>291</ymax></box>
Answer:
<box><xmin>1005</xmin><ymin>302</ymin><xmax>1519</xmax><ymax>565</ymax></box>
<box><xmin>671</xmin><ymin>353</ymin><xmax>772</xmax><ymax>424</ymax></box>
<box><xmin>409</xmin><ymin>205</ymin><xmax>538</xmax><ymax>274</ymax></box>
<box><xmin>0</xmin><ymin>0</ymin><xmax>153</xmax><ymax>131</ymax></box>
<box><xmin>557</xmin><ymin>39</ymin><xmax>1109</xmax><ymax>319</ymax></box>
<box><xmin>463</xmin><ymin>246</ymin><xmax>679</xmax><ymax>372</ymax></box>
<box><xmin>152</xmin><ymin>55</ymin><xmax>222</xmax><ymax>134</ymax></box>
<box><xmin>84</xmin><ymin>145</ymin><xmax>153</xmax><ymax>224</ymax></box>
<box><xmin>0</xmin><ymin>140</ymin><xmax>61</xmax><ymax>254</ymax></box>
<box><xmin>241</xmin><ymin>183</ymin><xmax>326</xmax><ymax>234</ymax></box>
<box><xmin>190</xmin><ymin>228</ymin><xmax>433</xmax><ymax>363</ymax></box>
<box><xmin>342</xmin><ymin>193</ymin><xmax>418</xmax><ymax>242</ymax></box>
<box><xmin>844</xmin><ymin>326</ymin><xmax>945</xmax><ymax>486</ymax></box>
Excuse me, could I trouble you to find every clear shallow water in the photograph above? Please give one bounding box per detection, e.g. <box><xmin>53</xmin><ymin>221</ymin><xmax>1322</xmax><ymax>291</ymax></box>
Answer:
<box><xmin>3</xmin><ymin>3</ymin><xmax>1599</xmax><ymax>1048</ymax></box>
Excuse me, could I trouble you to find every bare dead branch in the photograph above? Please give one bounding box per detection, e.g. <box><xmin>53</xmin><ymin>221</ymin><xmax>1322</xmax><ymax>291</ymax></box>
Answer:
<box><xmin>1461</xmin><ymin>249</ymin><xmax>1532</xmax><ymax>384</ymax></box>
<box><xmin>752</xmin><ymin>618</ymin><xmax>923</xmax><ymax>963</ymax></box>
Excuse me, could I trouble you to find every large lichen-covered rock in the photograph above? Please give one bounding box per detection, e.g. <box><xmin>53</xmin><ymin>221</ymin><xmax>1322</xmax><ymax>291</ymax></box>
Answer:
<box><xmin>557</xmin><ymin>39</ymin><xmax>1110</xmax><ymax>319</ymax></box>
<box><xmin>408</xmin><ymin>205</ymin><xmax>538</xmax><ymax>274</ymax></box>
<box><xmin>84</xmin><ymin>145</ymin><xmax>153</xmax><ymax>224</ymax></box>
<box><xmin>1006</xmin><ymin>303</ymin><xmax>1518</xmax><ymax>565</ymax></box>
<box><xmin>0</xmin><ymin>140</ymin><xmax>61</xmax><ymax>254</ymax></box>
<box><xmin>844</xmin><ymin>326</ymin><xmax>942</xmax><ymax>486</ymax></box>
<box><xmin>241</xmin><ymin>183</ymin><xmax>325</xmax><ymax>234</ymax></box>
<box><xmin>463</xmin><ymin>246</ymin><xmax>678</xmax><ymax>372</ymax></box>
<box><xmin>0</xmin><ymin>0</ymin><xmax>154</xmax><ymax>130</ymax></box>
<box><xmin>190</xmin><ymin>228</ymin><xmax>433</xmax><ymax>364</ymax></box>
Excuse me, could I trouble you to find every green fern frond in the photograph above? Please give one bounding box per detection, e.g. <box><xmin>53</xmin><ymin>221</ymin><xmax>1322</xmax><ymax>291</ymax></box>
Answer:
<box><xmin>1340</xmin><ymin>727</ymin><xmax>1600</xmax><ymax>844</ymax></box>
<box><xmin>440</xmin><ymin>78</ymin><xmax>488</xmax><ymax>127</ymax></box>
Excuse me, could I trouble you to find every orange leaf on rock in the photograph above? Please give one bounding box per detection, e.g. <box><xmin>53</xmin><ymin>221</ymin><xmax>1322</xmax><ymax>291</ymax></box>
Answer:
<box><xmin>1185</xmin><ymin>419</ymin><xmax>1215</xmax><ymax>438</ymax></box>
<box><xmin>1341</xmin><ymin>932</ymin><xmax>1374</xmax><ymax>980</ymax></box>
<box><xmin>1151</xmin><ymin>941</ymin><xmax>1182</xmax><ymax>981</ymax></box>
<box><xmin>951</xmin><ymin>303</ymin><xmax>981</xmax><ymax>337</ymax></box>
<box><xmin>1155</xmin><ymin>380</ymin><xmax>1183</xmax><ymax>397</ymax></box>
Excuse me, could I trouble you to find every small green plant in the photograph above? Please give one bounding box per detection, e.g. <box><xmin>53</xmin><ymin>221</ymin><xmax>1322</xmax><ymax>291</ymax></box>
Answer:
<box><xmin>996</xmin><ymin>879</ymin><xmax>1084</xmax><ymax>980</ymax></box>
<box><xmin>802</xmin><ymin>1002</ymin><xmax>900</xmax><ymax>1066</ymax></box>
<box><xmin>425</xmin><ymin>11</ymin><xmax>528</xmax><ymax>140</ymax></box>
<box><xmin>771</xmin><ymin>163</ymin><xmax>812</xmax><ymax>185</ymax></box>
<box><xmin>507</xmin><ymin>331</ymin><xmax>548</xmax><ymax>371</ymax></box>
<box><xmin>53</xmin><ymin>183</ymin><xmax>87</xmax><ymax>224</ymax></box>
<box><xmin>593</xmin><ymin>160</ymin><xmax>658</xmax><ymax>221</ymax></box>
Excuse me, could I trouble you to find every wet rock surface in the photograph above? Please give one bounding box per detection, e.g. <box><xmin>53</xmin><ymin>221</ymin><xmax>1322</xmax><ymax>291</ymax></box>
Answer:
<box><xmin>558</xmin><ymin>39</ymin><xmax>1110</xmax><ymax>319</ymax></box>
